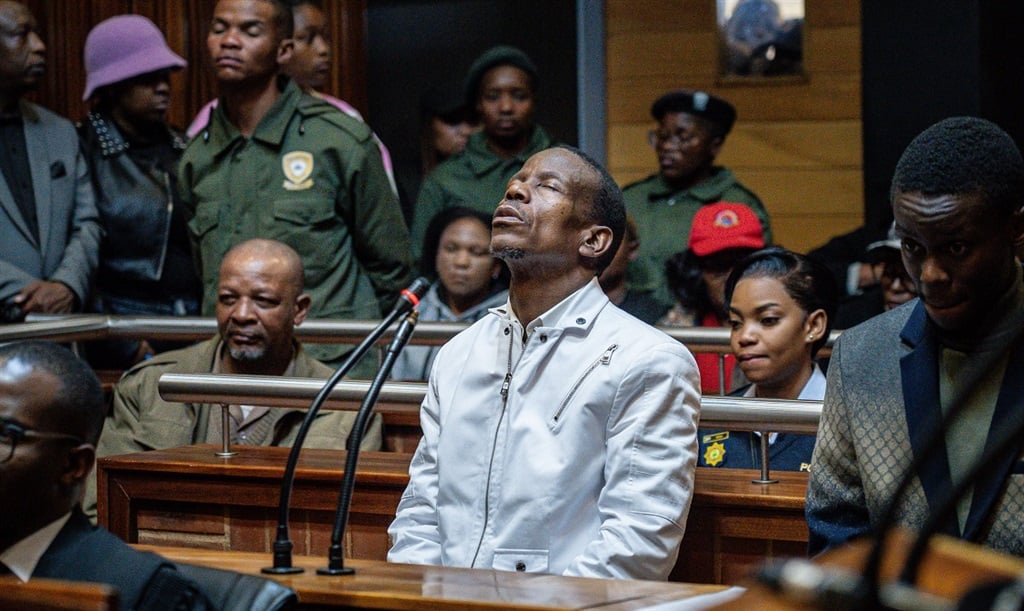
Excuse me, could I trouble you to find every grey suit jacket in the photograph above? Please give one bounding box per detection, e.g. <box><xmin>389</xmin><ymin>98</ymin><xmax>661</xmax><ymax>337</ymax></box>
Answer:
<box><xmin>807</xmin><ymin>299</ymin><xmax>1024</xmax><ymax>557</ymax></box>
<box><xmin>0</xmin><ymin>100</ymin><xmax>100</xmax><ymax>305</ymax></box>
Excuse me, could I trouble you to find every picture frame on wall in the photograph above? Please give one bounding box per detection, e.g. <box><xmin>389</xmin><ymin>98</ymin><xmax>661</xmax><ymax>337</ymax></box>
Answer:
<box><xmin>717</xmin><ymin>0</ymin><xmax>805</xmax><ymax>81</ymax></box>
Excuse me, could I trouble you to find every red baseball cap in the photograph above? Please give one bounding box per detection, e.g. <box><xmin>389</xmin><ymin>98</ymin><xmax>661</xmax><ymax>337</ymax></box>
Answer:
<box><xmin>688</xmin><ymin>202</ymin><xmax>765</xmax><ymax>257</ymax></box>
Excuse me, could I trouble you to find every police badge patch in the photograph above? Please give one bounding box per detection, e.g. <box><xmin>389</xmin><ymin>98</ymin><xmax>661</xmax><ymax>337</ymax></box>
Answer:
<box><xmin>282</xmin><ymin>151</ymin><xmax>314</xmax><ymax>190</ymax></box>
<box><xmin>702</xmin><ymin>431</ymin><xmax>729</xmax><ymax>467</ymax></box>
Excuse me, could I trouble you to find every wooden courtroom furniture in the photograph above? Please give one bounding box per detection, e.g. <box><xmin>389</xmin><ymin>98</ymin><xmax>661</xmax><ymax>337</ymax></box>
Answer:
<box><xmin>672</xmin><ymin>468</ymin><xmax>810</xmax><ymax>584</ymax></box>
<box><xmin>137</xmin><ymin>544</ymin><xmax>730</xmax><ymax>610</ymax></box>
<box><xmin>98</xmin><ymin>446</ymin><xmax>811</xmax><ymax>584</ymax></box>
<box><xmin>0</xmin><ymin>576</ymin><xmax>120</xmax><ymax>611</ymax></box>
<box><xmin>98</xmin><ymin>445</ymin><xmax>409</xmax><ymax>560</ymax></box>
<box><xmin>720</xmin><ymin>529</ymin><xmax>1024</xmax><ymax>609</ymax></box>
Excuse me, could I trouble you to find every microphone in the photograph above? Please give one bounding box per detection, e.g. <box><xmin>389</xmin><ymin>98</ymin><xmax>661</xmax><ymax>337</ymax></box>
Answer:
<box><xmin>262</xmin><ymin>278</ymin><xmax>429</xmax><ymax>574</ymax></box>
<box><xmin>756</xmin><ymin>557</ymin><xmax>950</xmax><ymax>611</ymax></box>
<box><xmin>319</xmin><ymin>308</ymin><xmax>420</xmax><ymax>575</ymax></box>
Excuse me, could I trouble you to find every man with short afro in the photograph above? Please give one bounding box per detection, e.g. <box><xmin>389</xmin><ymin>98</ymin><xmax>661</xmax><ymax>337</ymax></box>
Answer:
<box><xmin>807</xmin><ymin>116</ymin><xmax>1024</xmax><ymax>557</ymax></box>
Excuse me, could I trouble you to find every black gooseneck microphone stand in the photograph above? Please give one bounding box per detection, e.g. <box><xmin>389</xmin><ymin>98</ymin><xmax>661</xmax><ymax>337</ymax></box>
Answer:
<box><xmin>262</xmin><ymin>278</ymin><xmax>429</xmax><ymax>575</ymax></box>
<box><xmin>319</xmin><ymin>308</ymin><xmax>420</xmax><ymax>575</ymax></box>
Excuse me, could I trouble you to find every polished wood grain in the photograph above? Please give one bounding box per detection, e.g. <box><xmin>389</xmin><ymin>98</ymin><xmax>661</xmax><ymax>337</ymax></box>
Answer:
<box><xmin>98</xmin><ymin>447</ymin><xmax>812</xmax><ymax>586</ymax></box>
<box><xmin>137</xmin><ymin>545</ymin><xmax>728</xmax><ymax>611</ymax></box>
<box><xmin>97</xmin><ymin>445</ymin><xmax>411</xmax><ymax>560</ymax></box>
<box><xmin>672</xmin><ymin>468</ymin><xmax>809</xmax><ymax>584</ymax></box>
<box><xmin>0</xmin><ymin>576</ymin><xmax>119</xmax><ymax>611</ymax></box>
<box><xmin>719</xmin><ymin>529</ymin><xmax>1024</xmax><ymax>609</ymax></box>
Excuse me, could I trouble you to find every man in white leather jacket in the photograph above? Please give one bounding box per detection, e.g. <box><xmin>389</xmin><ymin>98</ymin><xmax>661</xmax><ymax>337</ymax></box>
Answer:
<box><xmin>387</xmin><ymin>145</ymin><xmax>701</xmax><ymax>580</ymax></box>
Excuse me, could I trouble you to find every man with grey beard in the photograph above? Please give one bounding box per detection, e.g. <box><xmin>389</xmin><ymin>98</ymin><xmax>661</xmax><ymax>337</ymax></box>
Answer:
<box><xmin>83</xmin><ymin>238</ymin><xmax>380</xmax><ymax>519</ymax></box>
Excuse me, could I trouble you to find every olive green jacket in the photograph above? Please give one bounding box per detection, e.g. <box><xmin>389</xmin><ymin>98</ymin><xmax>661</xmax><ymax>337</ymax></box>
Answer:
<box><xmin>85</xmin><ymin>337</ymin><xmax>382</xmax><ymax>520</ymax></box>
<box><xmin>623</xmin><ymin>168</ymin><xmax>772</xmax><ymax>305</ymax></box>
<box><xmin>179</xmin><ymin>79</ymin><xmax>412</xmax><ymax>365</ymax></box>
<box><xmin>410</xmin><ymin>126</ymin><xmax>554</xmax><ymax>259</ymax></box>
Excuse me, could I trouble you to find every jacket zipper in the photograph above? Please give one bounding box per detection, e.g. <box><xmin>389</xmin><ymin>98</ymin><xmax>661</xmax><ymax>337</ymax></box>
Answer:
<box><xmin>551</xmin><ymin>344</ymin><xmax>618</xmax><ymax>424</ymax></box>
<box><xmin>471</xmin><ymin>325</ymin><xmax>522</xmax><ymax>567</ymax></box>
<box><xmin>154</xmin><ymin>171</ymin><xmax>173</xmax><ymax>278</ymax></box>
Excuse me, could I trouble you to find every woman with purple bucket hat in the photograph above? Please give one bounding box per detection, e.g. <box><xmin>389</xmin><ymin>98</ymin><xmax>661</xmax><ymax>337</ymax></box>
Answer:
<box><xmin>77</xmin><ymin>15</ymin><xmax>201</xmax><ymax>369</ymax></box>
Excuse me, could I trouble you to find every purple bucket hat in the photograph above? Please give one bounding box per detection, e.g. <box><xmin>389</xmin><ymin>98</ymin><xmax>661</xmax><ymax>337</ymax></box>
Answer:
<box><xmin>82</xmin><ymin>15</ymin><xmax>186</xmax><ymax>101</ymax></box>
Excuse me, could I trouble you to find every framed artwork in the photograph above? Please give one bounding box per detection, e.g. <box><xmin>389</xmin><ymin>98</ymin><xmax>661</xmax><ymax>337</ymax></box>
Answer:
<box><xmin>717</xmin><ymin>0</ymin><xmax>805</xmax><ymax>80</ymax></box>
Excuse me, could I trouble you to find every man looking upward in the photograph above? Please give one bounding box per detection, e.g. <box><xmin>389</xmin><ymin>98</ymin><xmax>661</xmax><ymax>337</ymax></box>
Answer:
<box><xmin>389</xmin><ymin>146</ymin><xmax>700</xmax><ymax>580</ymax></box>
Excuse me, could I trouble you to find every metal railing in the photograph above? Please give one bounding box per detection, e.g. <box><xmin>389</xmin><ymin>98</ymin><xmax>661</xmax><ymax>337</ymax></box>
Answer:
<box><xmin>158</xmin><ymin>372</ymin><xmax>821</xmax><ymax>482</ymax></box>
<box><xmin>3</xmin><ymin>313</ymin><xmax>840</xmax><ymax>353</ymax></box>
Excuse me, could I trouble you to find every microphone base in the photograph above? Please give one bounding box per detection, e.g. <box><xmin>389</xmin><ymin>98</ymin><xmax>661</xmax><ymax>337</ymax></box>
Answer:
<box><xmin>261</xmin><ymin>566</ymin><xmax>305</xmax><ymax>575</ymax></box>
<box><xmin>316</xmin><ymin>566</ymin><xmax>355</xmax><ymax>576</ymax></box>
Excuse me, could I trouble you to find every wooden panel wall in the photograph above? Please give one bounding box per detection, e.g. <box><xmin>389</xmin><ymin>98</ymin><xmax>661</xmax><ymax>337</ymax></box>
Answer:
<box><xmin>21</xmin><ymin>0</ymin><xmax>366</xmax><ymax>133</ymax></box>
<box><xmin>605</xmin><ymin>1</ymin><xmax>863</xmax><ymax>253</ymax></box>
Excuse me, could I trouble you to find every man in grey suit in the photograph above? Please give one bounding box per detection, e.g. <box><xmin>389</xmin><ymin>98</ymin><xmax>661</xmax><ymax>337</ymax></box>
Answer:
<box><xmin>807</xmin><ymin>116</ymin><xmax>1024</xmax><ymax>558</ymax></box>
<box><xmin>0</xmin><ymin>1</ymin><xmax>99</xmax><ymax>319</ymax></box>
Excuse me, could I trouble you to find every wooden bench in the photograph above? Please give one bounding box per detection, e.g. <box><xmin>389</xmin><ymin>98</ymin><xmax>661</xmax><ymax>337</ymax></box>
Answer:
<box><xmin>97</xmin><ymin>445</ymin><xmax>809</xmax><ymax>584</ymax></box>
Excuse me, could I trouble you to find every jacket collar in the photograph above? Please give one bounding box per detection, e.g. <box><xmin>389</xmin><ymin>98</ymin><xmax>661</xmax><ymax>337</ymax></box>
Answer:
<box><xmin>899</xmin><ymin>297</ymin><xmax>1024</xmax><ymax>540</ymax></box>
<box><xmin>84</xmin><ymin>112</ymin><xmax>188</xmax><ymax>159</ymax></box>
<box><xmin>202</xmin><ymin>77</ymin><xmax>303</xmax><ymax>158</ymax></box>
<box><xmin>491</xmin><ymin>277</ymin><xmax>609</xmax><ymax>336</ymax></box>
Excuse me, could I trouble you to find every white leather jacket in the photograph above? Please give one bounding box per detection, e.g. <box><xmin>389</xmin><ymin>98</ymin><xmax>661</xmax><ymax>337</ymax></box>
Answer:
<box><xmin>388</xmin><ymin>279</ymin><xmax>701</xmax><ymax>579</ymax></box>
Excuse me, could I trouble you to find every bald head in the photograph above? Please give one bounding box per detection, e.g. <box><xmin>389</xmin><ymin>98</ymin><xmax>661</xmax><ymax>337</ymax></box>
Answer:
<box><xmin>220</xmin><ymin>239</ymin><xmax>304</xmax><ymax>294</ymax></box>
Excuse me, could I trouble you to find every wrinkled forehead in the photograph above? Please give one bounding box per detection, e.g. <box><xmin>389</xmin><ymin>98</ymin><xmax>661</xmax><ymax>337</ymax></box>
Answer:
<box><xmin>522</xmin><ymin>148</ymin><xmax>594</xmax><ymax>188</ymax></box>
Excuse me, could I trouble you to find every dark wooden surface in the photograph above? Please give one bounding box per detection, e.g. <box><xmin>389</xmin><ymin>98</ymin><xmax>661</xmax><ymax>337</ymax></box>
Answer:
<box><xmin>0</xmin><ymin>576</ymin><xmax>120</xmax><ymax>611</ymax></box>
<box><xmin>718</xmin><ymin>529</ymin><xmax>1024</xmax><ymax>609</ymax></box>
<box><xmin>138</xmin><ymin>544</ymin><xmax>729</xmax><ymax>611</ymax></box>
<box><xmin>671</xmin><ymin>468</ymin><xmax>809</xmax><ymax>584</ymax></box>
<box><xmin>98</xmin><ymin>446</ymin><xmax>811</xmax><ymax>584</ymax></box>
<box><xmin>97</xmin><ymin>445</ymin><xmax>408</xmax><ymax>560</ymax></box>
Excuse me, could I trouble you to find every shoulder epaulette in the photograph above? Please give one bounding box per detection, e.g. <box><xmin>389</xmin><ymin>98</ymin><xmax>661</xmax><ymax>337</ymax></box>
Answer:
<box><xmin>295</xmin><ymin>96</ymin><xmax>372</xmax><ymax>142</ymax></box>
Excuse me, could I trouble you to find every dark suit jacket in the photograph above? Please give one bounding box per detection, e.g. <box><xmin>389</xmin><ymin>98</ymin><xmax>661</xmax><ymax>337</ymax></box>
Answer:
<box><xmin>807</xmin><ymin>299</ymin><xmax>1024</xmax><ymax>556</ymax></box>
<box><xmin>0</xmin><ymin>100</ymin><xmax>100</xmax><ymax>305</ymax></box>
<box><xmin>33</xmin><ymin>508</ymin><xmax>210</xmax><ymax>611</ymax></box>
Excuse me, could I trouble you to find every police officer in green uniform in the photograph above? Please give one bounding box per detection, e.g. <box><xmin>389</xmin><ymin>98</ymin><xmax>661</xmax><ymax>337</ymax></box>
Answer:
<box><xmin>410</xmin><ymin>45</ymin><xmax>554</xmax><ymax>261</ymax></box>
<box><xmin>180</xmin><ymin>0</ymin><xmax>411</xmax><ymax>373</ymax></box>
<box><xmin>624</xmin><ymin>89</ymin><xmax>771</xmax><ymax>306</ymax></box>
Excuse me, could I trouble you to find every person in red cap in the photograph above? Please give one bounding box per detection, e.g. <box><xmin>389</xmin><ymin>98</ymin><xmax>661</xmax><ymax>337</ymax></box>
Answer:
<box><xmin>77</xmin><ymin>14</ymin><xmax>200</xmax><ymax>369</ymax></box>
<box><xmin>623</xmin><ymin>88</ymin><xmax>771</xmax><ymax>309</ymax></box>
<box><xmin>658</xmin><ymin>201</ymin><xmax>766</xmax><ymax>393</ymax></box>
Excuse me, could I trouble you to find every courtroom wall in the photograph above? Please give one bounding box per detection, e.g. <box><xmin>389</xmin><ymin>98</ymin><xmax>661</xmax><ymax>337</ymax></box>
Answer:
<box><xmin>20</xmin><ymin>0</ymin><xmax>366</xmax><ymax>130</ymax></box>
<box><xmin>605</xmin><ymin>1</ymin><xmax>863</xmax><ymax>254</ymax></box>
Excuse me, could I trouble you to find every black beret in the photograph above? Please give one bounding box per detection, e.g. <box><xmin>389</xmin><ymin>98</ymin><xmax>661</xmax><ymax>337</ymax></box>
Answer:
<box><xmin>651</xmin><ymin>89</ymin><xmax>737</xmax><ymax>135</ymax></box>
<box><xmin>463</xmin><ymin>45</ymin><xmax>538</xmax><ymax>106</ymax></box>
